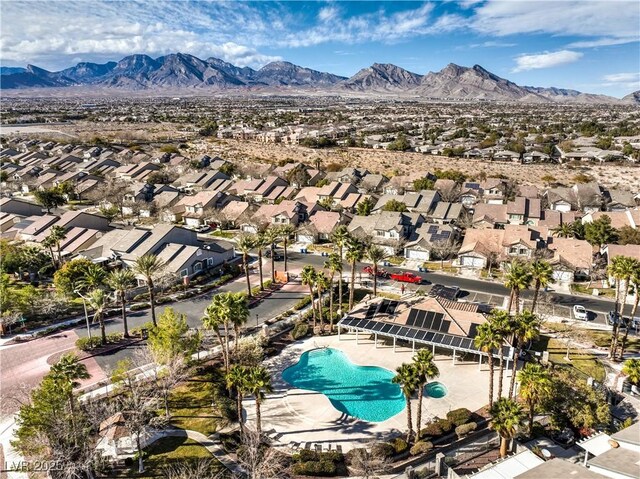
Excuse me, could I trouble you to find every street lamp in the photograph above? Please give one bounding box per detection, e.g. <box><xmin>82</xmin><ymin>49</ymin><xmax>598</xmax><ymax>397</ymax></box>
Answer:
<box><xmin>74</xmin><ymin>289</ymin><xmax>92</xmax><ymax>339</ymax></box>
<box><xmin>256</xmin><ymin>313</ymin><xmax>259</xmax><ymax>328</ymax></box>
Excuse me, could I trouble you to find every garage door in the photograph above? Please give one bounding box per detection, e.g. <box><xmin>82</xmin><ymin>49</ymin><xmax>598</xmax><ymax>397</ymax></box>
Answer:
<box><xmin>405</xmin><ymin>249</ymin><xmax>429</xmax><ymax>261</ymax></box>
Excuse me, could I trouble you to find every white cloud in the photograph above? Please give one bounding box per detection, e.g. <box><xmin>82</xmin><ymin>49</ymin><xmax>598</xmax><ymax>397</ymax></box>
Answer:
<box><xmin>512</xmin><ymin>50</ymin><xmax>583</xmax><ymax>73</ymax></box>
<box><xmin>318</xmin><ymin>6</ymin><xmax>338</xmax><ymax>22</ymax></box>
<box><xmin>471</xmin><ymin>1</ymin><xmax>639</xmax><ymax>47</ymax></box>
<box><xmin>567</xmin><ymin>37</ymin><xmax>639</xmax><ymax>48</ymax></box>
<box><xmin>468</xmin><ymin>40</ymin><xmax>517</xmax><ymax>48</ymax></box>
<box><xmin>603</xmin><ymin>72</ymin><xmax>640</xmax><ymax>83</ymax></box>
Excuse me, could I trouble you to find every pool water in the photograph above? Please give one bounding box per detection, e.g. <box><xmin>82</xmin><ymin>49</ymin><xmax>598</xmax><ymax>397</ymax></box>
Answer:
<box><xmin>282</xmin><ymin>348</ymin><xmax>405</xmax><ymax>422</ymax></box>
<box><xmin>425</xmin><ymin>381</ymin><xmax>448</xmax><ymax>399</ymax></box>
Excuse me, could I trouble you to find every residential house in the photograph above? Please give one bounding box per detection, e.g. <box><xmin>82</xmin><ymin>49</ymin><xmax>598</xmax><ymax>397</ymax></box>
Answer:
<box><xmin>317</xmin><ymin>181</ymin><xmax>359</xmax><ymax>207</ymax></box>
<box><xmin>348</xmin><ymin>211</ymin><xmax>424</xmax><ymax>254</ymax></box>
<box><xmin>506</xmin><ymin>197</ymin><xmax>542</xmax><ymax>225</ymax></box>
<box><xmin>0</xmin><ymin>197</ymin><xmax>42</xmax><ymax>216</ymax></box>
<box><xmin>582</xmin><ymin>210</ymin><xmax>640</xmax><ymax>230</ymax></box>
<box><xmin>372</xmin><ymin>190</ymin><xmax>440</xmax><ymax>215</ymax></box>
<box><xmin>604</xmin><ymin>188</ymin><xmax>637</xmax><ymax>211</ymax></box>
<box><xmin>404</xmin><ymin>223</ymin><xmax>456</xmax><ymax>261</ymax></box>
<box><xmin>472</xmin><ymin>203</ymin><xmax>508</xmax><ymax>229</ymax></box>
<box><xmin>427</xmin><ymin>202</ymin><xmax>464</xmax><ymax>225</ymax></box>
<box><xmin>175</xmin><ymin>191</ymin><xmax>233</xmax><ymax>228</ymax></box>
<box><xmin>359</xmin><ymin>173</ymin><xmax>388</xmax><ymax>193</ymax></box>
<box><xmin>243</xmin><ymin>200</ymin><xmax>310</xmax><ymax>233</ymax></box>
<box><xmin>178</xmin><ymin>170</ymin><xmax>230</xmax><ymax>192</ymax></box>
<box><xmin>296</xmin><ymin>211</ymin><xmax>348</xmax><ymax>243</ymax></box>
<box><xmin>113</xmin><ymin>162</ymin><xmax>161</xmax><ymax>182</ymax></box>
<box><xmin>547</xmin><ymin>237</ymin><xmax>593</xmax><ymax>282</ymax></box>
<box><xmin>480</xmin><ymin>178</ymin><xmax>508</xmax><ymax>204</ymax></box>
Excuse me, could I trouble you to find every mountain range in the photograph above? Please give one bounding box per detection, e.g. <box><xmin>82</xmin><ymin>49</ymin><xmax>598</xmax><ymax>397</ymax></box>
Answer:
<box><xmin>1</xmin><ymin>52</ymin><xmax>637</xmax><ymax>104</ymax></box>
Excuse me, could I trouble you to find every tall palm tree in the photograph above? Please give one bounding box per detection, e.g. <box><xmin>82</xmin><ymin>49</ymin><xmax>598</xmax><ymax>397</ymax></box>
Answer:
<box><xmin>229</xmin><ymin>292</ymin><xmax>249</xmax><ymax>357</ymax></box>
<box><xmin>301</xmin><ymin>265</ymin><xmax>317</xmax><ymax>330</ymax></box>
<box><xmin>413</xmin><ymin>349</ymin><xmax>439</xmax><ymax>435</ymax></box>
<box><xmin>517</xmin><ymin>363</ymin><xmax>552</xmax><ymax>435</ymax></box>
<box><xmin>315</xmin><ymin>271</ymin><xmax>330</xmax><ymax>332</ymax></box>
<box><xmin>324</xmin><ymin>253</ymin><xmax>342</xmax><ymax>332</ymax></box>
<box><xmin>346</xmin><ymin>237</ymin><xmax>365</xmax><ymax>311</ymax></box>
<box><xmin>132</xmin><ymin>254</ymin><xmax>165</xmax><ymax>327</ymax></box>
<box><xmin>77</xmin><ymin>263</ymin><xmax>107</xmax><ymax>292</ymax></box>
<box><xmin>254</xmin><ymin>232</ymin><xmax>268</xmax><ymax>291</ymax></box>
<box><xmin>366</xmin><ymin>245</ymin><xmax>387</xmax><ymax>297</ymax></box>
<box><xmin>530</xmin><ymin>260</ymin><xmax>554</xmax><ymax>312</ymax></box>
<box><xmin>202</xmin><ymin>292</ymin><xmax>234</xmax><ymax>374</ymax></box>
<box><xmin>49</xmin><ymin>353</ymin><xmax>90</xmax><ymax>444</ymax></box>
<box><xmin>508</xmin><ymin>310</ymin><xmax>541</xmax><ymax>398</ymax></box>
<box><xmin>618</xmin><ymin>266</ymin><xmax>640</xmax><ymax>359</ymax></box>
<box><xmin>504</xmin><ymin>259</ymin><xmax>532</xmax><ymax>315</ymax></box>
<box><xmin>490</xmin><ymin>397</ymin><xmax>523</xmax><ymax>457</ymax></box>
<box><xmin>245</xmin><ymin>366</ymin><xmax>272</xmax><ymax>436</ymax></box>
<box><xmin>87</xmin><ymin>288</ymin><xmax>108</xmax><ymax>345</ymax></box>
<box><xmin>107</xmin><ymin>269</ymin><xmax>136</xmax><ymax>338</ymax></box>
<box><xmin>41</xmin><ymin>235</ymin><xmax>58</xmax><ymax>270</ymax></box>
<box><xmin>608</xmin><ymin>256</ymin><xmax>638</xmax><ymax>358</ymax></box>
<box><xmin>226</xmin><ymin>364</ymin><xmax>250</xmax><ymax>434</ymax></box>
<box><xmin>236</xmin><ymin>234</ymin><xmax>255</xmax><ymax>298</ymax></box>
<box><xmin>393</xmin><ymin>363</ymin><xmax>418</xmax><ymax>443</ymax></box>
<box><xmin>48</xmin><ymin>225</ymin><xmax>67</xmax><ymax>266</ymax></box>
<box><xmin>331</xmin><ymin>225</ymin><xmax>350</xmax><ymax>310</ymax></box>
<box><xmin>488</xmin><ymin>309</ymin><xmax>510</xmax><ymax>399</ymax></box>
<box><xmin>264</xmin><ymin>227</ymin><xmax>279</xmax><ymax>283</ymax></box>
<box><xmin>278</xmin><ymin>224</ymin><xmax>295</xmax><ymax>272</ymax></box>
<box><xmin>474</xmin><ymin>322</ymin><xmax>502</xmax><ymax>408</ymax></box>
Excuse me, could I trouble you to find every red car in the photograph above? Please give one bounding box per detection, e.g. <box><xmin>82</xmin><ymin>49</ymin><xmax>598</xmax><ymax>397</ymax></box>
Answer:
<box><xmin>363</xmin><ymin>266</ymin><xmax>391</xmax><ymax>278</ymax></box>
<box><xmin>390</xmin><ymin>271</ymin><xmax>422</xmax><ymax>284</ymax></box>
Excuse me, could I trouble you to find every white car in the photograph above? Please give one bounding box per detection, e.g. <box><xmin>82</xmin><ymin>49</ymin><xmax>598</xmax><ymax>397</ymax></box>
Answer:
<box><xmin>573</xmin><ymin>305</ymin><xmax>588</xmax><ymax>320</ymax></box>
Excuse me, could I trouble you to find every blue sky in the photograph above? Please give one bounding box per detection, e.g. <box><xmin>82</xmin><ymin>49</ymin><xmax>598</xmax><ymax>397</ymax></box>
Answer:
<box><xmin>1</xmin><ymin>1</ymin><xmax>638</xmax><ymax>96</ymax></box>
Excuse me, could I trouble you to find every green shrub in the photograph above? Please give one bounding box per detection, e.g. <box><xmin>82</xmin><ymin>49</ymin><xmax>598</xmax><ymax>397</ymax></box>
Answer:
<box><xmin>455</xmin><ymin>422</ymin><xmax>477</xmax><ymax>438</ymax></box>
<box><xmin>291</xmin><ymin>460</ymin><xmax>336</xmax><ymax>476</ymax></box>
<box><xmin>410</xmin><ymin>441</ymin><xmax>433</xmax><ymax>456</ymax></box>
<box><xmin>420</xmin><ymin>422</ymin><xmax>443</xmax><ymax>438</ymax></box>
<box><xmin>392</xmin><ymin>437</ymin><xmax>409</xmax><ymax>454</ymax></box>
<box><xmin>75</xmin><ymin>336</ymin><xmax>103</xmax><ymax>351</ymax></box>
<box><xmin>133</xmin><ymin>293</ymin><xmax>149</xmax><ymax>301</ymax></box>
<box><xmin>292</xmin><ymin>322</ymin><xmax>309</xmax><ymax>339</ymax></box>
<box><xmin>435</xmin><ymin>418</ymin><xmax>453</xmax><ymax>433</ymax></box>
<box><xmin>294</xmin><ymin>295</ymin><xmax>312</xmax><ymax>310</ymax></box>
<box><xmin>213</xmin><ymin>387</ymin><xmax>237</xmax><ymax>422</ymax></box>
<box><xmin>106</xmin><ymin>332</ymin><xmax>124</xmax><ymax>343</ymax></box>
<box><xmin>371</xmin><ymin>442</ymin><xmax>395</xmax><ymax>458</ymax></box>
<box><xmin>130</xmin><ymin>303</ymin><xmax>150</xmax><ymax>311</ymax></box>
<box><xmin>295</xmin><ymin>449</ymin><xmax>320</xmax><ymax>462</ymax></box>
<box><xmin>447</xmin><ymin>408</ymin><xmax>472</xmax><ymax>426</ymax></box>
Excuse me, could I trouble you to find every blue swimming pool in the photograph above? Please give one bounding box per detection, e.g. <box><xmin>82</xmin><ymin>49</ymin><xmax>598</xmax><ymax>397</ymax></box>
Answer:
<box><xmin>281</xmin><ymin>348</ymin><xmax>405</xmax><ymax>422</ymax></box>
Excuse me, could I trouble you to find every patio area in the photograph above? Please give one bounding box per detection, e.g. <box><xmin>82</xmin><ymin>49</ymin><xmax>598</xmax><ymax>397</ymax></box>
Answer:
<box><xmin>244</xmin><ymin>332</ymin><xmax>501</xmax><ymax>452</ymax></box>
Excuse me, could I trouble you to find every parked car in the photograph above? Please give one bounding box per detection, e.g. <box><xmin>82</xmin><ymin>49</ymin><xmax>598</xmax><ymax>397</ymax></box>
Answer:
<box><xmin>607</xmin><ymin>311</ymin><xmax>621</xmax><ymax>325</ymax></box>
<box><xmin>265</xmin><ymin>249</ymin><xmax>283</xmax><ymax>261</ymax></box>
<box><xmin>363</xmin><ymin>266</ymin><xmax>390</xmax><ymax>278</ymax></box>
<box><xmin>573</xmin><ymin>305</ymin><xmax>588</xmax><ymax>321</ymax></box>
<box><xmin>390</xmin><ymin>272</ymin><xmax>422</xmax><ymax>284</ymax></box>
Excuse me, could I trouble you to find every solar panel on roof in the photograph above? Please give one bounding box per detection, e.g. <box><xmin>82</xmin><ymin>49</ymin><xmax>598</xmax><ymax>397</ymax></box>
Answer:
<box><xmin>372</xmin><ymin>322</ymin><xmax>384</xmax><ymax>332</ymax></box>
<box><xmin>460</xmin><ymin>338</ymin><xmax>473</xmax><ymax>350</ymax></box>
<box><xmin>381</xmin><ymin>323</ymin><xmax>393</xmax><ymax>334</ymax></box>
<box><xmin>425</xmin><ymin>331</ymin><xmax>435</xmax><ymax>342</ymax></box>
<box><xmin>388</xmin><ymin>325</ymin><xmax>401</xmax><ymax>335</ymax></box>
<box><xmin>397</xmin><ymin>327</ymin><xmax>410</xmax><ymax>337</ymax></box>
<box><xmin>440</xmin><ymin>320</ymin><xmax>451</xmax><ymax>333</ymax></box>
<box><xmin>407</xmin><ymin>309</ymin><xmax>418</xmax><ymax>326</ymax></box>
<box><xmin>428</xmin><ymin>225</ymin><xmax>439</xmax><ymax>234</ymax></box>
<box><xmin>433</xmin><ymin>333</ymin><xmax>444</xmax><ymax>343</ymax></box>
<box><xmin>415</xmin><ymin>331</ymin><xmax>428</xmax><ymax>341</ymax></box>
<box><xmin>441</xmin><ymin>335</ymin><xmax>453</xmax><ymax>346</ymax></box>
<box><xmin>365</xmin><ymin>304</ymin><xmax>377</xmax><ymax>319</ymax></box>
<box><xmin>468</xmin><ymin>323</ymin><xmax>479</xmax><ymax>338</ymax></box>
<box><xmin>431</xmin><ymin>316</ymin><xmax>443</xmax><ymax>331</ymax></box>
<box><xmin>415</xmin><ymin>310</ymin><xmax>427</xmax><ymax>328</ymax></box>
<box><xmin>451</xmin><ymin>337</ymin><xmax>462</xmax><ymax>348</ymax></box>
<box><xmin>387</xmin><ymin>301</ymin><xmax>398</xmax><ymax>314</ymax></box>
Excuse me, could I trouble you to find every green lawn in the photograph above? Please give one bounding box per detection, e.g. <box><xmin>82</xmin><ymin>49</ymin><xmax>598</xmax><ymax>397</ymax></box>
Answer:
<box><xmin>211</xmin><ymin>230</ymin><xmax>235</xmax><ymax>239</ymax></box>
<box><xmin>544</xmin><ymin>337</ymin><xmax>606</xmax><ymax>382</ymax></box>
<box><xmin>168</xmin><ymin>373</ymin><xmax>219</xmax><ymax>436</ymax></box>
<box><xmin>587</xmin><ymin>330</ymin><xmax>640</xmax><ymax>354</ymax></box>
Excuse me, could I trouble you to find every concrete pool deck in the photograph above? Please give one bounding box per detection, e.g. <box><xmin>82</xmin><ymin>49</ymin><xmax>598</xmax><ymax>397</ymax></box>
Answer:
<box><xmin>244</xmin><ymin>332</ymin><xmax>503</xmax><ymax>452</ymax></box>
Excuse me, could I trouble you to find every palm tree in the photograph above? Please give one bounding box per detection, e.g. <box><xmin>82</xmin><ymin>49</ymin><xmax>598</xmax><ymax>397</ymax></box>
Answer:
<box><xmin>278</xmin><ymin>224</ymin><xmax>295</xmax><ymax>272</ymax></box>
<box><xmin>413</xmin><ymin>349</ymin><xmax>439</xmax><ymax>435</ymax></box>
<box><xmin>229</xmin><ymin>292</ymin><xmax>249</xmax><ymax>357</ymax></box>
<box><xmin>504</xmin><ymin>259</ymin><xmax>532</xmax><ymax>315</ymax></box>
<box><xmin>393</xmin><ymin>363</ymin><xmax>418</xmax><ymax>443</ymax></box>
<box><xmin>301</xmin><ymin>265</ymin><xmax>317</xmax><ymax>330</ymax></box>
<box><xmin>48</xmin><ymin>225</ymin><xmax>67</xmax><ymax>266</ymax></box>
<box><xmin>331</xmin><ymin>225</ymin><xmax>350</xmax><ymax>310</ymax></box>
<box><xmin>77</xmin><ymin>263</ymin><xmax>107</xmax><ymax>292</ymax></box>
<box><xmin>517</xmin><ymin>363</ymin><xmax>552</xmax><ymax>435</ymax></box>
<box><xmin>530</xmin><ymin>260</ymin><xmax>554</xmax><ymax>312</ymax></box>
<box><xmin>315</xmin><ymin>271</ymin><xmax>330</xmax><ymax>332</ymax></box>
<box><xmin>203</xmin><ymin>292</ymin><xmax>233</xmax><ymax>374</ymax></box>
<box><xmin>49</xmin><ymin>353</ymin><xmax>90</xmax><ymax>444</ymax></box>
<box><xmin>622</xmin><ymin>358</ymin><xmax>640</xmax><ymax>386</ymax></box>
<box><xmin>236</xmin><ymin>234</ymin><xmax>255</xmax><ymax>299</ymax></box>
<box><xmin>618</xmin><ymin>266</ymin><xmax>640</xmax><ymax>359</ymax></box>
<box><xmin>41</xmin><ymin>235</ymin><xmax>58</xmax><ymax>270</ymax></box>
<box><xmin>87</xmin><ymin>288</ymin><xmax>108</xmax><ymax>345</ymax></box>
<box><xmin>490</xmin><ymin>397</ymin><xmax>523</xmax><ymax>457</ymax></box>
<box><xmin>226</xmin><ymin>364</ymin><xmax>250</xmax><ymax>434</ymax></box>
<box><xmin>245</xmin><ymin>366</ymin><xmax>272</xmax><ymax>436</ymax></box>
<box><xmin>508</xmin><ymin>310</ymin><xmax>541</xmax><ymax>398</ymax></box>
<box><xmin>474</xmin><ymin>322</ymin><xmax>502</xmax><ymax>408</ymax></box>
<box><xmin>324</xmin><ymin>253</ymin><xmax>342</xmax><ymax>332</ymax></box>
<box><xmin>264</xmin><ymin>227</ymin><xmax>279</xmax><ymax>283</ymax></box>
<box><xmin>608</xmin><ymin>256</ymin><xmax>638</xmax><ymax>358</ymax></box>
<box><xmin>366</xmin><ymin>245</ymin><xmax>387</xmax><ymax>297</ymax></box>
<box><xmin>551</xmin><ymin>223</ymin><xmax>574</xmax><ymax>238</ymax></box>
<box><xmin>488</xmin><ymin>309</ymin><xmax>510</xmax><ymax>399</ymax></box>
<box><xmin>254</xmin><ymin>232</ymin><xmax>268</xmax><ymax>291</ymax></box>
<box><xmin>132</xmin><ymin>254</ymin><xmax>165</xmax><ymax>327</ymax></box>
<box><xmin>346</xmin><ymin>237</ymin><xmax>365</xmax><ymax>311</ymax></box>
<box><xmin>107</xmin><ymin>269</ymin><xmax>136</xmax><ymax>338</ymax></box>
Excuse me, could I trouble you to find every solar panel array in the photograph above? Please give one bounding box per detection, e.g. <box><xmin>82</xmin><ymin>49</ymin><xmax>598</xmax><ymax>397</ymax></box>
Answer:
<box><xmin>365</xmin><ymin>304</ymin><xmax>377</xmax><ymax>319</ymax></box>
<box><xmin>429</xmin><ymin>230</ymin><xmax>451</xmax><ymax>242</ymax></box>
<box><xmin>378</xmin><ymin>299</ymin><xmax>399</xmax><ymax>315</ymax></box>
<box><xmin>338</xmin><ymin>316</ymin><xmax>510</xmax><ymax>358</ymax></box>
<box><xmin>405</xmin><ymin>309</ymin><xmax>451</xmax><ymax>333</ymax></box>
<box><xmin>427</xmin><ymin>225</ymin><xmax>439</xmax><ymax>234</ymax></box>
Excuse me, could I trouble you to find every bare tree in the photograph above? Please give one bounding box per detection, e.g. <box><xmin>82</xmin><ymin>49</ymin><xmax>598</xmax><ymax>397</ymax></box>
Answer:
<box><xmin>430</xmin><ymin>239</ymin><xmax>459</xmax><ymax>268</ymax></box>
<box><xmin>162</xmin><ymin>458</ymin><xmax>224</xmax><ymax>479</ymax></box>
<box><xmin>347</xmin><ymin>444</ymin><xmax>391</xmax><ymax>479</ymax></box>
<box><xmin>236</xmin><ymin>428</ymin><xmax>288</xmax><ymax>479</ymax></box>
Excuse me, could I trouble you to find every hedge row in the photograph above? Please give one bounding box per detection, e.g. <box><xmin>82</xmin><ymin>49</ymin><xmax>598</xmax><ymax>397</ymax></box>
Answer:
<box><xmin>291</xmin><ymin>450</ymin><xmax>343</xmax><ymax>477</ymax></box>
<box><xmin>75</xmin><ymin>332</ymin><xmax>124</xmax><ymax>351</ymax></box>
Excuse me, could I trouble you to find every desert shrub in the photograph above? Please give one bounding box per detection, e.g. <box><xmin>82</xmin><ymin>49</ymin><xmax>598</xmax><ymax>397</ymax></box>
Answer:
<box><xmin>292</xmin><ymin>322</ymin><xmax>309</xmax><ymax>339</ymax></box>
<box><xmin>294</xmin><ymin>295</ymin><xmax>312</xmax><ymax>310</ymax></box>
<box><xmin>75</xmin><ymin>336</ymin><xmax>103</xmax><ymax>351</ymax></box>
<box><xmin>410</xmin><ymin>441</ymin><xmax>433</xmax><ymax>456</ymax></box>
<box><xmin>435</xmin><ymin>418</ymin><xmax>453</xmax><ymax>433</ymax></box>
<box><xmin>420</xmin><ymin>422</ymin><xmax>443</xmax><ymax>438</ymax></box>
<box><xmin>212</xmin><ymin>385</ymin><xmax>237</xmax><ymax>422</ymax></box>
<box><xmin>392</xmin><ymin>437</ymin><xmax>409</xmax><ymax>454</ymax></box>
<box><xmin>130</xmin><ymin>303</ymin><xmax>150</xmax><ymax>311</ymax></box>
<box><xmin>447</xmin><ymin>408</ymin><xmax>472</xmax><ymax>426</ymax></box>
<box><xmin>455</xmin><ymin>422</ymin><xmax>477</xmax><ymax>438</ymax></box>
<box><xmin>345</xmin><ymin>447</ymin><xmax>367</xmax><ymax>465</ymax></box>
<box><xmin>133</xmin><ymin>293</ymin><xmax>150</xmax><ymax>301</ymax></box>
<box><xmin>371</xmin><ymin>442</ymin><xmax>395</xmax><ymax>458</ymax></box>
<box><xmin>295</xmin><ymin>449</ymin><xmax>320</xmax><ymax>462</ymax></box>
